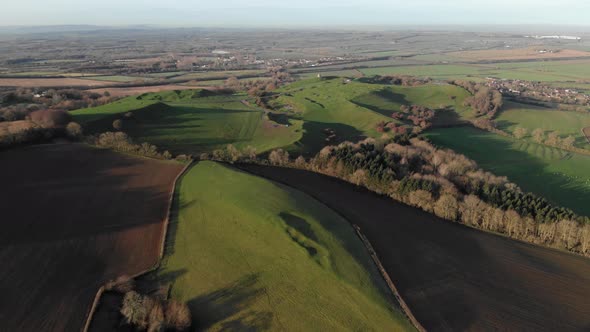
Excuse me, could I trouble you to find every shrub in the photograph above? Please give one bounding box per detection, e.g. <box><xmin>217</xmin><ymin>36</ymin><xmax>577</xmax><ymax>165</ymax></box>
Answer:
<box><xmin>269</xmin><ymin>149</ymin><xmax>289</xmax><ymax>166</ymax></box>
<box><xmin>65</xmin><ymin>122</ymin><xmax>83</xmax><ymax>139</ymax></box>
<box><xmin>113</xmin><ymin>119</ymin><xmax>123</xmax><ymax>131</ymax></box>
<box><xmin>513</xmin><ymin>127</ymin><xmax>528</xmax><ymax>139</ymax></box>
<box><xmin>148</xmin><ymin>301</ymin><xmax>165</xmax><ymax>332</ymax></box>
<box><xmin>164</xmin><ymin>300</ymin><xmax>191</xmax><ymax>331</ymax></box>
<box><xmin>432</xmin><ymin>194</ymin><xmax>458</xmax><ymax>221</ymax></box>
<box><xmin>121</xmin><ymin>291</ymin><xmax>149</xmax><ymax>329</ymax></box>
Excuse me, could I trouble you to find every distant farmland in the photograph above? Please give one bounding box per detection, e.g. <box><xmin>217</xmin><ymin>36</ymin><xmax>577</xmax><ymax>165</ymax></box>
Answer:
<box><xmin>87</xmin><ymin>84</ymin><xmax>212</xmax><ymax>97</ymax></box>
<box><xmin>0</xmin><ymin>77</ymin><xmax>113</xmax><ymax>87</ymax></box>
<box><xmin>241</xmin><ymin>165</ymin><xmax>590</xmax><ymax>331</ymax></box>
<box><xmin>0</xmin><ymin>144</ymin><xmax>184</xmax><ymax>331</ymax></box>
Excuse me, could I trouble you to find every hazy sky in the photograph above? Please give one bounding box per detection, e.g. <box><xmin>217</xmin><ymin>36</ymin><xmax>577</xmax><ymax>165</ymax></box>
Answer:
<box><xmin>2</xmin><ymin>0</ymin><xmax>590</xmax><ymax>26</ymax></box>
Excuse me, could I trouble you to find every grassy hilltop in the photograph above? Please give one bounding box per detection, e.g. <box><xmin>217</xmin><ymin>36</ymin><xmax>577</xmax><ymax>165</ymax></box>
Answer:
<box><xmin>156</xmin><ymin>161</ymin><xmax>413</xmax><ymax>331</ymax></box>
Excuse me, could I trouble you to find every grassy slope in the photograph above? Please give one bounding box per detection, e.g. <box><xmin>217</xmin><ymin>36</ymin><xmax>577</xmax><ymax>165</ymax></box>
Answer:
<box><xmin>351</xmin><ymin>84</ymin><xmax>473</xmax><ymax>124</ymax></box>
<box><xmin>71</xmin><ymin>90</ymin><xmax>302</xmax><ymax>154</ymax></box>
<box><xmin>158</xmin><ymin>161</ymin><xmax>412</xmax><ymax>331</ymax></box>
<box><xmin>273</xmin><ymin>78</ymin><xmax>471</xmax><ymax>153</ymax></box>
<box><xmin>496</xmin><ymin>101</ymin><xmax>590</xmax><ymax>148</ymax></box>
<box><xmin>426</xmin><ymin>126</ymin><xmax>590</xmax><ymax>216</ymax></box>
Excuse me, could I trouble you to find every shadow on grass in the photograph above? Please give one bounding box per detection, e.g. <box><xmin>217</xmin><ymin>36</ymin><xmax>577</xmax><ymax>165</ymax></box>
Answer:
<box><xmin>188</xmin><ymin>274</ymin><xmax>273</xmax><ymax>331</ymax></box>
<box><xmin>351</xmin><ymin>88</ymin><xmax>410</xmax><ymax>117</ymax></box>
<box><xmin>279</xmin><ymin>212</ymin><xmax>319</xmax><ymax>243</ymax></box>
<box><xmin>295</xmin><ymin>120</ymin><xmax>364</xmax><ymax>156</ymax></box>
<box><xmin>427</xmin><ymin>127</ymin><xmax>590</xmax><ymax>216</ymax></box>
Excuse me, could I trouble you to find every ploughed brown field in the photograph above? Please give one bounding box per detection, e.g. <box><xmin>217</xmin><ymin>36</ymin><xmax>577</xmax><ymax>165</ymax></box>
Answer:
<box><xmin>0</xmin><ymin>78</ymin><xmax>113</xmax><ymax>87</ymax></box>
<box><xmin>0</xmin><ymin>144</ymin><xmax>184</xmax><ymax>331</ymax></box>
<box><xmin>239</xmin><ymin>164</ymin><xmax>590</xmax><ymax>332</ymax></box>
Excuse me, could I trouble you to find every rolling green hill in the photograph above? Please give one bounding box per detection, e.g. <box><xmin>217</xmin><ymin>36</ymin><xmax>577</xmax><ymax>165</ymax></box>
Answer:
<box><xmin>272</xmin><ymin>78</ymin><xmax>472</xmax><ymax>153</ymax></box>
<box><xmin>72</xmin><ymin>80</ymin><xmax>474</xmax><ymax>156</ymax></box>
<box><xmin>156</xmin><ymin>161</ymin><xmax>412</xmax><ymax>331</ymax></box>
<box><xmin>71</xmin><ymin>90</ymin><xmax>302</xmax><ymax>155</ymax></box>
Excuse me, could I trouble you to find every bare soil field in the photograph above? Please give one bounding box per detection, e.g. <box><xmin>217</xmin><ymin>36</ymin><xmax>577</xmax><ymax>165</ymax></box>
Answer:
<box><xmin>88</xmin><ymin>84</ymin><xmax>216</xmax><ymax>97</ymax></box>
<box><xmin>239</xmin><ymin>165</ymin><xmax>590</xmax><ymax>331</ymax></box>
<box><xmin>0</xmin><ymin>144</ymin><xmax>184</xmax><ymax>331</ymax></box>
<box><xmin>450</xmin><ymin>47</ymin><xmax>590</xmax><ymax>61</ymax></box>
<box><xmin>0</xmin><ymin>78</ymin><xmax>113</xmax><ymax>87</ymax></box>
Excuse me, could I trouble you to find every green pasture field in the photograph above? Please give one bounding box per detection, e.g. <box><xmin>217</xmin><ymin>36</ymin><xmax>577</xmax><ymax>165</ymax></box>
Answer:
<box><xmin>155</xmin><ymin>161</ymin><xmax>412</xmax><ymax>331</ymax></box>
<box><xmin>426</xmin><ymin>126</ymin><xmax>590</xmax><ymax>216</ymax></box>
<box><xmin>357</xmin><ymin>59</ymin><xmax>590</xmax><ymax>82</ymax></box>
<box><xmin>496</xmin><ymin>101</ymin><xmax>590</xmax><ymax>148</ymax></box>
<box><xmin>71</xmin><ymin>90</ymin><xmax>301</xmax><ymax>154</ymax></box>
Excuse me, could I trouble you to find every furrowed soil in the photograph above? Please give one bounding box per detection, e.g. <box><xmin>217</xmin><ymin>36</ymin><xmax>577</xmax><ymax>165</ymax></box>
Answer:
<box><xmin>0</xmin><ymin>144</ymin><xmax>184</xmax><ymax>331</ymax></box>
<box><xmin>239</xmin><ymin>164</ymin><xmax>590</xmax><ymax>332</ymax></box>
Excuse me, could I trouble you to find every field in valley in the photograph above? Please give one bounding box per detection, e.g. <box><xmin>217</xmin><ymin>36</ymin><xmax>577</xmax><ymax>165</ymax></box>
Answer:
<box><xmin>426</xmin><ymin>126</ymin><xmax>590</xmax><ymax>216</ymax></box>
<box><xmin>240</xmin><ymin>164</ymin><xmax>590</xmax><ymax>331</ymax></box>
<box><xmin>496</xmin><ymin>101</ymin><xmax>590</xmax><ymax>148</ymax></box>
<box><xmin>151</xmin><ymin>161</ymin><xmax>412</xmax><ymax>331</ymax></box>
<box><xmin>0</xmin><ymin>144</ymin><xmax>184</xmax><ymax>331</ymax></box>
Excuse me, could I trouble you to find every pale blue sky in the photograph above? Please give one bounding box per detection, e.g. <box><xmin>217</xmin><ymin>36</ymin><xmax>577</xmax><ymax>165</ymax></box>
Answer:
<box><xmin>2</xmin><ymin>0</ymin><xmax>590</xmax><ymax>26</ymax></box>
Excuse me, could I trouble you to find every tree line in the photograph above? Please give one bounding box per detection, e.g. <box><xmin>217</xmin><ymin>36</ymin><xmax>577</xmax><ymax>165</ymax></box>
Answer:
<box><xmin>207</xmin><ymin>138</ymin><xmax>590</xmax><ymax>257</ymax></box>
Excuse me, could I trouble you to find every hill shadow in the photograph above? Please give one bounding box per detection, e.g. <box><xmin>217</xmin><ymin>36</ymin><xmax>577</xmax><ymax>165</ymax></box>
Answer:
<box><xmin>296</xmin><ymin>121</ymin><xmax>364</xmax><ymax>156</ymax></box>
<box><xmin>351</xmin><ymin>89</ymin><xmax>410</xmax><ymax>117</ymax></box>
<box><xmin>188</xmin><ymin>274</ymin><xmax>273</xmax><ymax>331</ymax></box>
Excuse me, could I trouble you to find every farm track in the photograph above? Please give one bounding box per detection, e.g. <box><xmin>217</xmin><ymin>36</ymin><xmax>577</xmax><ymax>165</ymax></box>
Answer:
<box><xmin>0</xmin><ymin>144</ymin><xmax>184</xmax><ymax>332</ymax></box>
<box><xmin>239</xmin><ymin>164</ymin><xmax>590</xmax><ymax>332</ymax></box>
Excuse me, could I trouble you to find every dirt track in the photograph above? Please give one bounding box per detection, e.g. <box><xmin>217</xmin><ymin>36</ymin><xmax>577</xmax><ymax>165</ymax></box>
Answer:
<box><xmin>0</xmin><ymin>144</ymin><xmax>184</xmax><ymax>331</ymax></box>
<box><xmin>239</xmin><ymin>165</ymin><xmax>590</xmax><ymax>331</ymax></box>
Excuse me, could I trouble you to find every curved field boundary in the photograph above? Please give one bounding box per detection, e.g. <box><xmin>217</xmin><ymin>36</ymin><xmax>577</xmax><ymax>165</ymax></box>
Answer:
<box><xmin>235</xmin><ymin>164</ymin><xmax>425</xmax><ymax>331</ymax></box>
<box><xmin>82</xmin><ymin>160</ymin><xmax>194</xmax><ymax>332</ymax></box>
<box><xmin>238</xmin><ymin>164</ymin><xmax>590</xmax><ymax>331</ymax></box>
<box><xmin>352</xmin><ymin>225</ymin><xmax>426</xmax><ymax>332</ymax></box>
